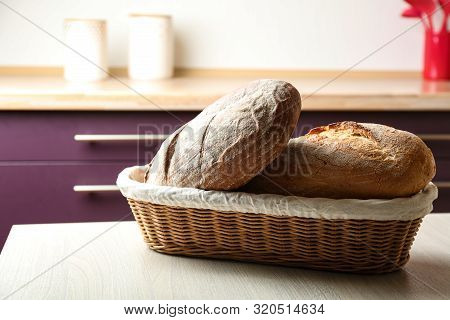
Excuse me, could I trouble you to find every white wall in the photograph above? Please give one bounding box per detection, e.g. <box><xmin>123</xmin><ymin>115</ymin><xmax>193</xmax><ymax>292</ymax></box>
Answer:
<box><xmin>0</xmin><ymin>0</ymin><xmax>424</xmax><ymax>70</ymax></box>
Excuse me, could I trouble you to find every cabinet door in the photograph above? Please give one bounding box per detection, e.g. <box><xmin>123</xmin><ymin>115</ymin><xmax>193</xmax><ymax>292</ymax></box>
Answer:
<box><xmin>298</xmin><ymin>111</ymin><xmax>450</xmax><ymax>158</ymax></box>
<box><xmin>0</xmin><ymin>111</ymin><xmax>196</xmax><ymax>161</ymax></box>
<box><xmin>297</xmin><ymin>111</ymin><xmax>450</xmax><ymax>213</ymax></box>
<box><xmin>0</xmin><ymin>163</ymin><xmax>135</xmax><ymax>251</ymax></box>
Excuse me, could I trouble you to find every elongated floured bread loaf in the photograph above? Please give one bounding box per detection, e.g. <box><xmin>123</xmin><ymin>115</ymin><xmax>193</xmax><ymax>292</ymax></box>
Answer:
<box><xmin>146</xmin><ymin>79</ymin><xmax>302</xmax><ymax>190</ymax></box>
<box><xmin>242</xmin><ymin>121</ymin><xmax>436</xmax><ymax>199</ymax></box>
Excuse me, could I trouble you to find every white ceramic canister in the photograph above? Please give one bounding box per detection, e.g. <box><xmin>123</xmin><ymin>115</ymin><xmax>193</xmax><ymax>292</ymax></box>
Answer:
<box><xmin>63</xmin><ymin>19</ymin><xmax>108</xmax><ymax>81</ymax></box>
<box><xmin>128</xmin><ymin>14</ymin><xmax>174</xmax><ymax>80</ymax></box>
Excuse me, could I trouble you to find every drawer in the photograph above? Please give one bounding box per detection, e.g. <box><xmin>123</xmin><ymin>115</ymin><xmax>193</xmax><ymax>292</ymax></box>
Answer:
<box><xmin>297</xmin><ymin>111</ymin><xmax>450</xmax><ymax>158</ymax></box>
<box><xmin>435</xmin><ymin>159</ymin><xmax>450</xmax><ymax>181</ymax></box>
<box><xmin>0</xmin><ymin>111</ymin><xmax>196</xmax><ymax>161</ymax></box>
<box><xmin>434</xmin><ymin>162</ymin><xmax>450</xmax><ymax>213</ymax></box>
<box><xmin>1</xmin><ymin>161</ymin><xmax>448</xmax><ymax>251</ymax></box>
<box><xmin>0</xmin><ymin>162</ymin><xmax>133</xmax><ymax>251</ymax></box>
<box><xmin>297</xmin><ymin>111</ymin><xmax>450</xmax><ymax>135</ymax></box>
<box><xmin>432</xmin><ymin>187</ymin><xmax>450</xmax><ymax>213</ymax></box>
<box><xmin>423</xmin><ymin>141</ymin><xmax>450</xmax><ymax>159</ymax></box>
<box><xmin>2</xmin><ymin>111</ymin><xmax>449</xmax><ymax>161</ymax></box>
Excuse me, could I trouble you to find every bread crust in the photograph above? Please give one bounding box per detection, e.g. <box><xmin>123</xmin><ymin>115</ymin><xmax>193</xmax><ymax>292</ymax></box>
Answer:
<box><xmin>242</xmin><ymin>121</ymin><xmax>436</xmax><ymax>199</ymax></box>
<box><xmin>147</xmin><ymin>79</ymin><xmax>302</xmax><ymax>190</ymax></box>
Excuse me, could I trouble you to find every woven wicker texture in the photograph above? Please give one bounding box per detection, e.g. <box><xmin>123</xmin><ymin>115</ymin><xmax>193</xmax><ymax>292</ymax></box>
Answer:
<box><xmin>127</xmin><ymin>198</ymin><xmax>422</xmax><ymax>273</ymax></box>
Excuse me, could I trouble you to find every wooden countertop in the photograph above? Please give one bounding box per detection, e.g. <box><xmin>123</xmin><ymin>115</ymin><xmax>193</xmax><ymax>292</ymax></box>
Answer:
<box><xmin>1</xmin><ymin>214</ymin><xmax>449</xmax><ymax>299</ymax></box>
<box><xmin>0</xmin><ymin>75</ymin><xmax>450</xmax><ymax>111</ymax></box>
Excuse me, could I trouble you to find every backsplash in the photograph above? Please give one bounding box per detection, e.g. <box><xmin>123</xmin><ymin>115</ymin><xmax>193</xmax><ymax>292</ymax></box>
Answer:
<box><xmin>0</xmin><ymin>0</ymin><xmax>422</xmax><ymax>70</ymax></box>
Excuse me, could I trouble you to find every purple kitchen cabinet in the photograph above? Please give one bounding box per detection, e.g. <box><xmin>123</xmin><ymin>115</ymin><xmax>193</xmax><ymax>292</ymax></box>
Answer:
<box><xmin>0</xmin><ymin>111</ymin><xmax>196</xmax><ymax>161</ymax></box>
<box><xmin>433</xmin><ymin>189</ymin><xmax>450</xmax><ymax>212</ymax></box>
<box><xmin>295</xmin><ymin>111</ymin><xmax>450</xmax><ymax>158</ymax></box>
<box><xmin>0</xmin><ymin>110</ymin><xmax>449</xmax><ymax>252</ymax></box>
<box><xmin>2</xmin><ymin>111</ymin><xmax>449</xmax><ymax>161</ymax></box>
<box><xmin>0</xmin><ymin>111</ymin><xmax>201</xmax><ymax>251</ymax></box>
<box><xmin>436</xmin><ymin>160</ymin><xmax>450</xmax><ymax>180</ymax></box>
<box><xmin>0</xmin><ymin>163</ymin><xmax>133</xmax><ymax>251</ymax></box>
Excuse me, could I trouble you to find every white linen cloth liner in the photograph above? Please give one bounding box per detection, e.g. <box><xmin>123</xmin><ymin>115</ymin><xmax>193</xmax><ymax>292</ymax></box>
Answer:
<box><xmin>117</xmin><ymin>166</ymin><xmax>438</xmax><ymax>221</ymax></box>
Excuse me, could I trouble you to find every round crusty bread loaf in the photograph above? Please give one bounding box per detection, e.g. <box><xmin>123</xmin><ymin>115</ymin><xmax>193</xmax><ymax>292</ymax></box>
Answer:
<box><xmin>146</xmin><ymin>79</ymin><xmax>302</xmax><ymax>190</ymax></box>
<box><xmin>242</xmin><ymin>121</ymin><xmax>436</xmax><ymax>199</ymax></box>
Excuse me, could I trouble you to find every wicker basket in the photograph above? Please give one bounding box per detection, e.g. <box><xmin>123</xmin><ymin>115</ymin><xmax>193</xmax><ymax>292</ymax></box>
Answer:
<box><xmin>118</xmin><ymin>166</ymin><xmax>438</xmax><ymax>274</ymax></box>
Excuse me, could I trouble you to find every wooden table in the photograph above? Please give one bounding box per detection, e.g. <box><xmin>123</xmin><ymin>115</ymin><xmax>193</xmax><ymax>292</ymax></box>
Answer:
<box><xmin>1</xmin><ymin>215</ymin><xmax>449</xmax><ymax>300</ymax></box>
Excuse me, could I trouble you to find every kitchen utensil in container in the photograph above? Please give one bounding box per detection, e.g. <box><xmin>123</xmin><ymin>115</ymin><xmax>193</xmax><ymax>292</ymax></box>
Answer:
<box><xmin>63</xmin><ymin>19</ymin><xmax>108</xmax><ymax>82</ymax></box>
<box><xmin>439</xmin><ymin>0</ymin><xmax>450</xmax><ymax>30</ymax></box>
<box><xmin>117</xmin><ymin>166</ymin><xmax>438</xmax><ymax>274</ymax></box>
<box><xmin>406</xmin><ymin>0</ymin><xmax>436</xmax><ymax>27</ymax></box>
<box><xmin>128</xmin><ymin>14</ymin><xmax>174</xmax><ymax>80</ymax></box>
<box><xmin>402</xmin><ymin>6</ymin><xmax>422</xmax><ymax>18</ymax></box>
<box><xmin>403</xmin><ymin>0</ymin><xmax>450</xmax><ymax>80</ymax></box>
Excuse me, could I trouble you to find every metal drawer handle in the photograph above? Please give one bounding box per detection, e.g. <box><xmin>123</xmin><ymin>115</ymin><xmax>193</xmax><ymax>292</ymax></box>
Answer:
<box><xmin>73</xmin><ymin>185</ymin><xmax>120</xmax><ymax>192</ymax></box>
<box><xmin>73</xmin><ymin>182</ymin><xmax>450</xmax><ymax>192</ymax></box>
<box><xmin>434</xmin><ymin>182</ymin><xmax>450</xmax><ymax>188</ymax></box>
<box><xmin>74</xmin><ymin>134</ymin><xmax>449</xmax><ymax>142</ymax></box>
<box><xmin>74</xmin><ymin>134</ymin><xmax>169</xmax><ymax>142</ymax></box>
<box><xmin>417</xmin><ymin>134</ymin><xmax>450</xmax><ymax>141</ymax></box>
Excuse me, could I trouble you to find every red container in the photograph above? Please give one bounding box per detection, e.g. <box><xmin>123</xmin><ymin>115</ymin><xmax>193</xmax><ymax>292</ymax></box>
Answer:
<box><xmin>423</xmin><ymin>28</ymin><xmax>450</xmax><ymax>80</ymax></box>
